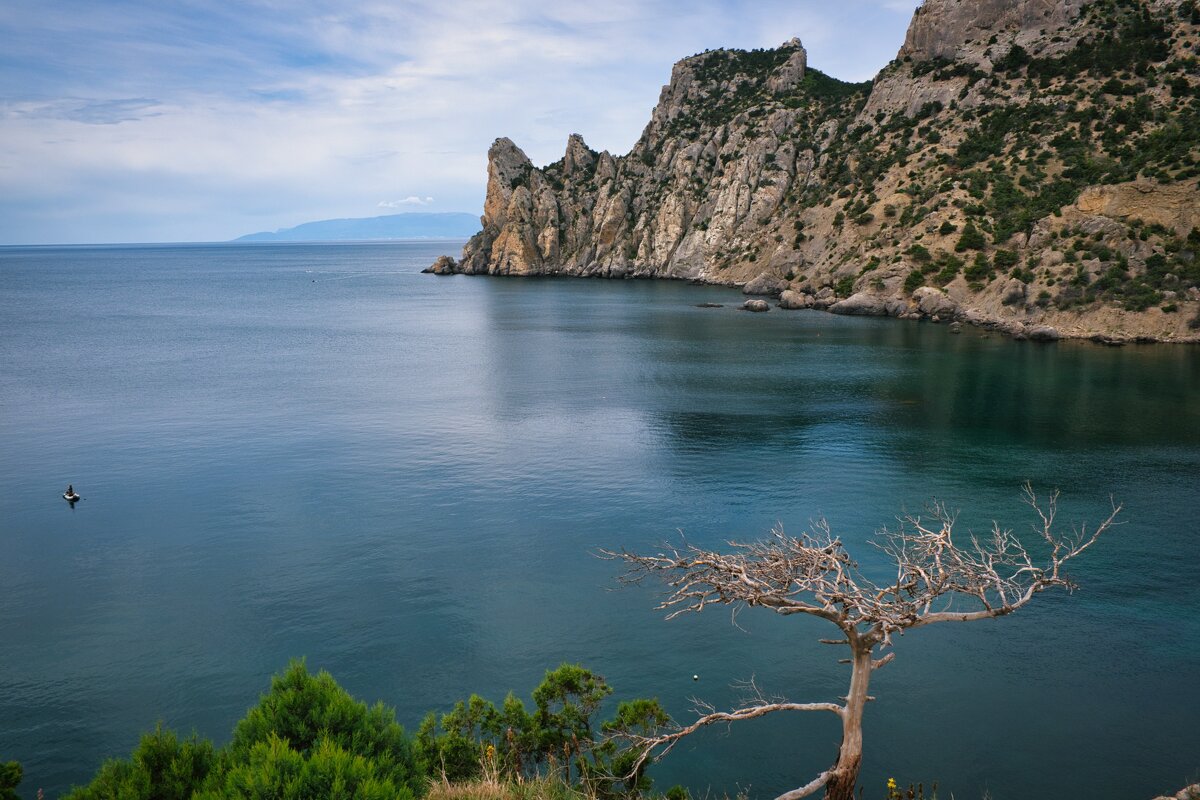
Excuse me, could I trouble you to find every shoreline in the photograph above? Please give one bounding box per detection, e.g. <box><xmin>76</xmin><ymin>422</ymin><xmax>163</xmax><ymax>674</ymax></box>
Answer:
<box><xmin>422</xmin><ymin>262</ymin><xmax>1200</xmax><ymax>346</ymax></box>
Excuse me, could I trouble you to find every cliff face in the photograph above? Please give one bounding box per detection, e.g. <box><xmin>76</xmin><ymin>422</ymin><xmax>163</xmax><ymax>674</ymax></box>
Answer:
<box><xmin>431</xmin><ymin>0</ymin><xmax>1200</xmax><ymax>342</ymax></box>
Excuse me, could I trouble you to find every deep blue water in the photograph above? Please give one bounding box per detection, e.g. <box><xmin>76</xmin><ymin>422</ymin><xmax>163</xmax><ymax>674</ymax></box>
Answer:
<box><xmin>1</xmin><ymin>241</ymin><xmax>1197</xmax><ymax>799</ymax></box>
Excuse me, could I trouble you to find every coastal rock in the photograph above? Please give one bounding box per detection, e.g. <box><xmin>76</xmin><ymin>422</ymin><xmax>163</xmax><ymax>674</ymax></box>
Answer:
<box><xmin>741</xmin><ymin>299</ymin><xmax>770</xmax><ymax>313</ymax></box>
<box><xmin>913</xmin><ymin>287</ymin><xmax>958</xmax><ymax>319</ymax></box>
<box><xmin>1027</xmin><ymin>325</ymin><xmax>1061</xmax><ymax>342</ymax></box>
<box><xmin>424</xmin><ymin>255</ymin><xmax>458</xmax><ymax>275</ymax></box>
<box><xmin>949</xmin><ymin>321</ymin><xmax>963</xmax><ymax>333</ymax></box>
<box><xmin>743</xmin><ymin>271</ymin><xmax>788</xmax><ymax>296</ymax></box>
<box><xmin>1001</xmin><ymin>278</ymin><xmax>1027</xmax><ymax>306</ymax></box>
<box><xmin>829</xmin><ymin>292</ymin><xmax>888</xmax><ymax>316</ymax></box>
<box><xmin>778</xmin><ymin>290</ymin><xmax>814</xmax><ymax>309</ymax></box>
<box><xmin>1151</xmin><ymin>783</ymin><xmax>1200</xmax><ymax>800</ymax></box>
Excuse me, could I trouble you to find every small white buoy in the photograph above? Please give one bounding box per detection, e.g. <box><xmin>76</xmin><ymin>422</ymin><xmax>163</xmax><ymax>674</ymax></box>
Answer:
<box><xmin>692</xmin><ymin>674</ymin><xmax>699</xmax><ymax>681</ymax></box>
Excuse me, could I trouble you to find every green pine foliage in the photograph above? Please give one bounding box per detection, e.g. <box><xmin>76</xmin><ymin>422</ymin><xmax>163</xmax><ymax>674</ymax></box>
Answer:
<box><xmin>64</xmin><ymin>662</ymin><xmax>668</xmax><ymax>800</ymax></box>
<box><xmin>64</xmin><ymin>727</ymin><xmax>215</xmax><ymax>800</ymax></box>
<box><xmin>225</xmin><ymin>662</ymin><xmax>422</xmax><ymax>798</ymax></box>
<box><xmin>955</xmin><ymin>223</ymin><xmax>987</xmax><ymax>252</ymax></box>
<box><xmin>904</xmin><ymin>269</ymin><xmax>926</xmax><ymax>293</ymax></box>
<box><xmin>415</xmin><ymin>664</ymin><xmax>668</xmax><ymax>799</ymax></box>
<box><xmin>0</xmin><ymin>762</ymin><xmax>22</xmax><ymax>800</ymax></box>
<box><xmin>64</xmin><ymin>662</ymin><xmax>420</xmax><ymax>800</ymax></box>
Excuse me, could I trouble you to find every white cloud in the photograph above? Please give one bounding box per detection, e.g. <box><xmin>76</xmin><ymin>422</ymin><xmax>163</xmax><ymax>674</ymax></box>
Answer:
<box><xmin>379</xmin><ymin>196</ymin><xmax>434</xmax><ymax>208</ymax></box>
<box><xmin>0</xmin><ymin>0</ymin><xmax>920</xmax><ymax>243</ymax></box>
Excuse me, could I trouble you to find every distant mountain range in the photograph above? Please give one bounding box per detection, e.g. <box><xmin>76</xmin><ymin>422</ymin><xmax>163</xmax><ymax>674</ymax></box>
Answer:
<box><xmin>235</xmin><ymin>212</ymin><xmax>480</xmax><ymax>242</ymax></box>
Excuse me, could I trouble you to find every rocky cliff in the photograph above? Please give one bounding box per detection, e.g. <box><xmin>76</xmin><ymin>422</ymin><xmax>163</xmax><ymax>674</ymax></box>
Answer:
<box><xmin>429</xmin><ymin>0</ymin><xmax>1200</xmax><ymax>343</ymax></box>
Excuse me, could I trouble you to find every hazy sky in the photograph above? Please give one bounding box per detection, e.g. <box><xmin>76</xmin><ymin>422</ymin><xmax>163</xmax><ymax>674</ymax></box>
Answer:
<box><xmin>0</xmin><ymin>1</ymin><xmax>920</xmax><ymax>244</ymax></box>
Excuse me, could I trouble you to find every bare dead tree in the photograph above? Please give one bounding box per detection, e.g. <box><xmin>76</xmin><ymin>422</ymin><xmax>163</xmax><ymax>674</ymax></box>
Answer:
<box><xmin>601</xmin><ymin>484</ymin><xmax>1121</xmax><ymax>800</ymax></box>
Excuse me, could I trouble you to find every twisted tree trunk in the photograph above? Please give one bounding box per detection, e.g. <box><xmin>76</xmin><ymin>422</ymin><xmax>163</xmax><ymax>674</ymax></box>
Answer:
<box><xmin>824</xmin><ymin>645</ymin><xmax>873</xmax><ymax>800</ymax></box>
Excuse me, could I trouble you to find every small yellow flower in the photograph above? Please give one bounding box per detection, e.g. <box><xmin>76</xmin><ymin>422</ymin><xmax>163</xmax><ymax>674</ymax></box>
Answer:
<box><xmin>887</xmin><ymin>778</ymin><xmax>897</xmax><ymax>790</ymax></box>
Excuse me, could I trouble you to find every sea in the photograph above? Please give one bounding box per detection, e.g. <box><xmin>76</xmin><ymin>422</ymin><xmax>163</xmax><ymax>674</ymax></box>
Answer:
<box><xmin>1</xmin><ymin>241</ymin><xmax>1197</xmax><ymax>799</ymax></box>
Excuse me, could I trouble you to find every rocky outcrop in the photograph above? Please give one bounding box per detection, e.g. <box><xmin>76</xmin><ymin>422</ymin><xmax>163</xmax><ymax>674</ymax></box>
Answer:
<box><xmin>898</xmin><ymin>0</ymin><xmax>1086</xmax><ymax>63</ymax></box>
<box><xmin>424</xmin><ymin>255</ymin><xmax>458</xmax><ymax>275</ymax></box>
<box><xmin>1073</xmin><ymin>181</ymin><xmax>1199</xmax><ymax>236</ymax></box>
<box><xmin>432</xmin><ymin>0</ymin><xmax>1200</xmax><ymax>342</ymax></box>
<box><xmin>742</xmin><ymin>272</ymin><xmax>788</xmax><ymax>296</ymax></box>
<box><xmin>778</xmin><ymin>290</ymin><xmax>814</xmax><ymax>310</ymax></box>
<box><xmin>830</xmin><ymin>292</ymin><xmax>889</xmax><ymax>316</ymax></box>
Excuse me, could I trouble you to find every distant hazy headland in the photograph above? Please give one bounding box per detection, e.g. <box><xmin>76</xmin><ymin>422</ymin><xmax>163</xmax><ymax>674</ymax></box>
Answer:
<box><xmin>236</xmin><ymin>212</ymin><xmax>480</xmax><ymax>242</ymax></box>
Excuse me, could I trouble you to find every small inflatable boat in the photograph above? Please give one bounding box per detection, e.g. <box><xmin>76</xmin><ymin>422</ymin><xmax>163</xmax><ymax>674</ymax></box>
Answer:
<box><xmin>63</xmin><ymin>492</ymin><xmax>80</xmax><ymax>502</ymax></box>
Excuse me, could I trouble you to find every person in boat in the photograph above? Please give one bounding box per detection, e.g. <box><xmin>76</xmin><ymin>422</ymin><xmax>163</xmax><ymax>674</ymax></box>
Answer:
<box><xmin>66</xmin><ymin>484</ymin><xmax>76</xmax><ymax>499</ymax></box>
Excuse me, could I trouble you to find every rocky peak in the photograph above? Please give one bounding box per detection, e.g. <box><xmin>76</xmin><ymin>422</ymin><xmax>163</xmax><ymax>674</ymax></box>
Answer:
<box><xmin>642</xmin><ymin>38</ymin><xmax>810</xmax><ymax>145</ymax></box>
<box><xmin>483</xmin><ymin>137</ymin><xmax>532</xmax><ymax>223</ymax></box>
<box><xmin>899</xmin><ymin>0</ymin><xmax>1086</xmax><ymax>63</ymax></box>
<box><xmin>766</xmin><ymin>39</ymin><xmax>807</xmax><ymax>93</ymax></box>
<box><xmin>562</xmin><ymin>133</ymin><xmax>596</xmax><ymax>177</ymax></box>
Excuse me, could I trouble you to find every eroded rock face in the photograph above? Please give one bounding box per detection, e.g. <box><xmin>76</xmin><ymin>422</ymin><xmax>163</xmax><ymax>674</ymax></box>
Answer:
<box><xmin>439</xmin><ymin>39</ymin><xmax>827</xmax><ymax>286</ymax></box>
<box><xmin>1074</xmin><ymin>181</ymin><xmax>1199</xmax><ymax>236</ymax></box>
<box><xmin>898</xmin><ymin>0</ymin><xmax>1086</xmax><ymax>63</ymax></box>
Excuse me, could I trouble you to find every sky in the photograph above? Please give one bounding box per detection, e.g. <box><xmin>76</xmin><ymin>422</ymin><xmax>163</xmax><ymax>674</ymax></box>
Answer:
<box><xmin>0</xmin><ymin>1</ymin><xmax>921</xmax><ymax>244</ymax></box>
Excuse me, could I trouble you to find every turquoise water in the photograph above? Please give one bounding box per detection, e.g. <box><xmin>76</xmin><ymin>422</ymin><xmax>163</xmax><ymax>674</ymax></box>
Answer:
<box><xmin>1</xmin><ymin>242</ymin><xmax>1197</xmax><ymax>799</ymax></box>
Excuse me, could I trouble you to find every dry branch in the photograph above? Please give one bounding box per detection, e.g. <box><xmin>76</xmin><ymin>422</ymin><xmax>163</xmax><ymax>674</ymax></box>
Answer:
<box><xmin>602</xmin><ymin>484</ymin><xmax>1120</xmax><ymax>800</ymax></box>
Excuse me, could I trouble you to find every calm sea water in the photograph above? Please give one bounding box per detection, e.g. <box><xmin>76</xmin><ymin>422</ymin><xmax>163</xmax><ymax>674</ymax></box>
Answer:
<box><xmin>1</xmin><ymin>242</ymin><xmax>1197</xmax><ymax>799</ymax></box>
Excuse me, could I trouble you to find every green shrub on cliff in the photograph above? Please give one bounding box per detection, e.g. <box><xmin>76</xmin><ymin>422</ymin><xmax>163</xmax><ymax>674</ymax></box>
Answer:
<box><xmin>63</xmin><ymin>662</ymin><xmax>666</xmax><ymax>800</ymax></box>
<box><xmin>0</xmin><ymin>761</ymin><xmax>22</xmax><ymax>800</ymax></box>
<box><xmin>416</xmin><ymin>664</ymin><xmax>667</xmax><ymax>798</ymax></box>
<box><xmin>64</xmin><ymin>661</ymin><xmax>420</xmax><ymax>800</ymax></box>
<box><xmin>955</xmin><ymin>223</ymin><xmax>987</xmax><ymax>252</ymax></box>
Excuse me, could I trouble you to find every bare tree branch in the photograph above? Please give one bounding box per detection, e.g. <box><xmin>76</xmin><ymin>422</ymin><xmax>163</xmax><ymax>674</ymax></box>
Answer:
<box><xmin>603</xmin><ymin>485</ymin><xmax>1120</xmax><ymax>800</ymax></box>
<box><xmin>617</xmin><ymin>697</ymin><xmax>843</xmax><ymax>783</ymax></box>
<box><xmin>775</xmin><ymin>769</ymin><xmax>836</xmax><ymax>800</ymax></box>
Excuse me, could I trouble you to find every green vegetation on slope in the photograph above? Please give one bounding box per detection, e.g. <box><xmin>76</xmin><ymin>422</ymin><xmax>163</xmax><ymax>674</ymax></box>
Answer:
<box><xmin>56</xmin><ymin>662</ymin><xmax>676</xmax><ymax>800</ymax></box>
